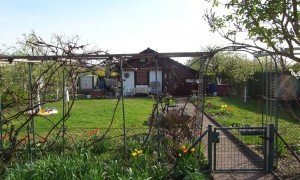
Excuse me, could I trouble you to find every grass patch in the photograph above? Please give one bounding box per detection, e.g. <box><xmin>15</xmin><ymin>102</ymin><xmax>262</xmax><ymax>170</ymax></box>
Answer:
<box><xmin>9</xmin><ymin>97</ymin><xmax>154</xmax><ymax>137</ymax></box>
<box><xmin>204</xmin><ymin>96</ymin><xmax>300</xmax><ymax>145</ymax></box>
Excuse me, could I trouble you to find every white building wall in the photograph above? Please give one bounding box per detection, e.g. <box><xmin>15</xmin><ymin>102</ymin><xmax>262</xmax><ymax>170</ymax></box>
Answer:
<box><xmin>122</xmin><ymin>71</ymin><xmax>135</xmax><ymax>95</ymax></box>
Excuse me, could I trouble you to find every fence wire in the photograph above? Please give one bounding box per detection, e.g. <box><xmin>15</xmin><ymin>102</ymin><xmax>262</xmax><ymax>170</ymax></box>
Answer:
<box><xmin>213</xmin><ymin>127</ymin><xmax>266</xmax><ymax>171</ymax></box>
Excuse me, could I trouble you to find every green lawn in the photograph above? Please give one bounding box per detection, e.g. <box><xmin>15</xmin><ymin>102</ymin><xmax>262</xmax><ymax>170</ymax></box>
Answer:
<box><xmin>8</xmin><ymin>96</ymin><xmax>300</xmax><ymax>145</ymax></box>
<box><xmin>14</xmin><ymin>97</ymin><xmax>154</xmax><ymax>138</ymax></box>
<box><xmin>67</xmin><ymin>98</ymin><xmax>154</xmax><ymax>129</ymax></box>
<box><xmin>204</xmin><ymin>96</ymin><xmax>300</xmax><ymax>145</ymax></box>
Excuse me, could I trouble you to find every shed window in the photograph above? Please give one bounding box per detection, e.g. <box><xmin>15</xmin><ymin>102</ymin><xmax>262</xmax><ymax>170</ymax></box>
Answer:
<box><xmin>136</xmin><ymin>71</ymin><xmax>148</xmax><ymax>84</ymax></box>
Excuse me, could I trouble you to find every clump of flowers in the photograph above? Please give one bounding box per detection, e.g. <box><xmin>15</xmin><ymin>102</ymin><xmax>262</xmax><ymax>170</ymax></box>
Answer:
<box><xmin>132</xmin><ymin>148</ymin><xmax>143</xmax><ymax>156</ymax></box>
<box><xmin>220</xmin><ymin>104</ymin><xmax>227</xmax><ymax>112</ymax></box>
<box><xmin>227</xmin><ymin>107</ymin><xmax>233</xmax><ymax>116</ymax></box>
<box><xmin>219</xmin><ymin>104</ymin><xmax>227</xmax><ymax>115</ymax></box>
<box><xmin>2</xmin><ymin>135</ymin><xmax>10</xmax><ymax>148</ymax></box>
<box><xmin>131</xmin><ymin>148</ymin><xmax>145</xmax><ymax>170</ymax></box>
<box><xmin>20</xmin><ymin>135</ymin><xmax>27</xmax><ymax>141</ymax></box>
<box><xmin>19</xmin><ymin>134</ymin><xmax>29</xmax><ymax>145</ymax></box>
<box><xmin>175</xmin><ymin>145</ymin><xmax>200</xmax><ymax>176</ymax></box>
<box><xmin>219</xmin><ymin>104</ymin><xmax>233</xmax><ymax>116</ymax></box>
<box><xmin>39</xmin><ymin>136</ymin><xmax>47</xmax><ymax>143</ymax></box>
<box><xmin>87</xmin><ymin>129</ymin><xmax>101</xmax><ymax>138</ymax></box>
<box><xmin>179</xmin><ymin>145</ymin><xmax>196</xmax><ymax>157</ymax></box>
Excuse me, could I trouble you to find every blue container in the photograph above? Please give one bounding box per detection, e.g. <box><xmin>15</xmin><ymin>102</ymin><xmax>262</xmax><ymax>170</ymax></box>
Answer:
<box><xmin>99</xmin><ymin>81</ymin><xmax>106</xmax><ymax>89</ymax></box>
<box><xmin>208</xmin><ymin>83</ymin><xmax>216</xmax><ymax>93</ymax></box>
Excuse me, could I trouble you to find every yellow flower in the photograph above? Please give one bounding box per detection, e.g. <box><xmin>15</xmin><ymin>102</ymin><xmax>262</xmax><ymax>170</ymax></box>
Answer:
<box><xmin>224</xmin><ymin>105</ymin><xmax>227</xmax><ymax>108</ymax></box>
<box><xmin>221</xmin><ymin>105</ymin><xmax>224</xmax><ymax>108</ymax></box>
<box><xmin>190</xmin><ymin>148</ymin><xmax>196</xmax><ymax>153</ymax></box>
<box><xmin>137</xmin><ymin>149</ymin><xmax>143</xmax><ymax>154</ymax></box>
<box><xmin>132</xmin><ymin>152</ymin><xmax>137</xmax><ymax>156</ymax></box>
<box><xmin>180</xmin><ymin>145</ymin><xmax>186</xmax><ymax>150</ymax></box>
<box><xmin>178</xmin><ymin>153</ymin><xmax>182</xmax><ymax>157</ymax></box>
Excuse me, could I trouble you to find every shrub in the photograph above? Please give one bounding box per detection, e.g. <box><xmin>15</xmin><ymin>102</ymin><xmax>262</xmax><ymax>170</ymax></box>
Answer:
<box><xmin>152</xmin><ymin>107</ymin><xmax>197</xmax><ymax>160</ymax></box>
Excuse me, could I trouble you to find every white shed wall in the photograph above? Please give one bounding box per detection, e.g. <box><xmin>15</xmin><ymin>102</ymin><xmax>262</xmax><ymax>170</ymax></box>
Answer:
<box><xmin>122</xmin><ymin>71</ymin><xmax>135</xmax><ymax>95</ymax></box>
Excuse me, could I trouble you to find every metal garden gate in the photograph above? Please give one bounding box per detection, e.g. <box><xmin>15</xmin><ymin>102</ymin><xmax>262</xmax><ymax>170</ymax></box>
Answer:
<box><xmin>207</xmin><ymin>124</ymin><xmax>275</xmax><ymax>172</ymax></box>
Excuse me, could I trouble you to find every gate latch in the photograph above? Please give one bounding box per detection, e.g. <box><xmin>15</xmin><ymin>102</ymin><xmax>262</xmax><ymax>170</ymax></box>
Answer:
<box><xmin>212</xmin><ymin>131</ymin><xmax>220</xmax><ymax>143</ymax></box>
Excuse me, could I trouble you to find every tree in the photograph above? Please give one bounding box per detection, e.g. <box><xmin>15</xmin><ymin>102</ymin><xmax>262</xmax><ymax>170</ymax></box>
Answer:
<box><xmin>186</xmin><ymin>49</ymin><xmax>255</xmax><ymax>95</ymax></box>
<box><xmin>0</xmin><ymin>32</ymin><xmax>107</xmax><ymax>161</ymax></box>
<box><xmin>204</xmin><ymin>0</ymin><xmax>300</xmax><ymax>62</ymax></box>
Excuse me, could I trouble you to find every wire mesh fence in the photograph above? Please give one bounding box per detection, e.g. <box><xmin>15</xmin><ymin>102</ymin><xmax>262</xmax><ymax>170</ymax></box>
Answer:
<box><xmin>275</xmin><ymin>131</ymin><xmax>300</xmax><ymax>179</ymax></box>
<box><xmin>276</xmin><ymin>150</ymin><xmax>300</xmax><ymax>179</ymax></box>
<box><xmin>275</xmin><ymin>116</ymin><xmax>300</xmax><ymax>178</ymax></box>
<box><xmin>212</xmin><ymin>127</ymin><xmax>266</xmax><ymax>172</ymax></box>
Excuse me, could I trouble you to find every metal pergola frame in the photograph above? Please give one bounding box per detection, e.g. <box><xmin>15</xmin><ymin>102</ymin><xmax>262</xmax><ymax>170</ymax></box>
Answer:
<box><xmin>0</xmin><ymin>51</ymin><xmax>212</xmax><ymax>159</ymax></box>
<box><xmin>0</xmin><ymin>52</ymin><xmax>211</xmax><ymax>61</ymax></box>
<box><xmin>0</xmin><ymin>45</ymin><xmax>279</xmax><ymax>164</ymax></box>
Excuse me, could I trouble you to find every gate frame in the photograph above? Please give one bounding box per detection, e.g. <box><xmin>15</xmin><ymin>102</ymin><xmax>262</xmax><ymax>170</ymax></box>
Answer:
<box><xmin>207</xmin><ymin>124</ymin><xmax>275</xmax><ymax>172</ymax></box>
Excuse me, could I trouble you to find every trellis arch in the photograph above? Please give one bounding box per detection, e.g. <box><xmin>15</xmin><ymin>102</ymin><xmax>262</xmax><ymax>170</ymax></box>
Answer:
<box><xmin>197</xmin><ymin>45</ymin><xmax>281</xmax><ymax>169</ymax></box>
<box><xmin>0</xmin><ymin>46</ymin><xmax>280</xmax><ymax>164</ymax></box>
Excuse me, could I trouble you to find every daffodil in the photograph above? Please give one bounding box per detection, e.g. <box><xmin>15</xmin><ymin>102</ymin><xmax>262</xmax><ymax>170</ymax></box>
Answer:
<box><xmin>137</xmin><ymin>149</ymin><xmax>143</xmax><ymax>154</ymax></box>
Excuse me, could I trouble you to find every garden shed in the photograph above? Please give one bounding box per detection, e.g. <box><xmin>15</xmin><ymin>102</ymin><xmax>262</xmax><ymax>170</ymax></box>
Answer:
<box><xmin>122</xmin><ymin>48</ymin><xmax>199</xmax><ymax>96</ymax></box>
<box><xmin>79</xmin><ymin>75</ymin><xmax>98</xmax><ymax>94</ymax></box>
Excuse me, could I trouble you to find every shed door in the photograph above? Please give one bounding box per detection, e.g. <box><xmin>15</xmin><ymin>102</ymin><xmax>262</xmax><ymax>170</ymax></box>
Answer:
<box><xmin>81</xmin><ymin>76</ymin><xmax>92</xmax><ymax>89</ymax></box>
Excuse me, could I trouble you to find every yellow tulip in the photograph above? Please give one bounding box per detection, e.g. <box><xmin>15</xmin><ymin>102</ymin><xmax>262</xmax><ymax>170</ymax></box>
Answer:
<box><xmin>191</xmin><ymin>148</ymin><xmax>196</xmax><ymax>153</ymax></box>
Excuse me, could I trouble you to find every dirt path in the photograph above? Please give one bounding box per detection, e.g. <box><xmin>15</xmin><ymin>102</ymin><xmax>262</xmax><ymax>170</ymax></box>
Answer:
<box><xmin>175</xmin><ymin>97</ymin><xmax>276</xmax><ymax>180</ymax></box>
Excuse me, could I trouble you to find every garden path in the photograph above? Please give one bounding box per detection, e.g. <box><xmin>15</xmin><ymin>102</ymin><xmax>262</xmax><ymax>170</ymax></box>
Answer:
<box><xmin>175</xmin><ymin>97</ymin><xmax>276</xmax><ymax>180</ymax></box>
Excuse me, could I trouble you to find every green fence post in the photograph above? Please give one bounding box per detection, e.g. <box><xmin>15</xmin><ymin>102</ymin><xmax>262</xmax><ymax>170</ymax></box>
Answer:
<box><xmin>27</xmin><ymin>125</ymin><xmax>32</xmax><ymax>162</ymax></box>
<box><xmin>120</xmin><ymin>58</ymin><xmax>127</xmax><ymax>155</ymax></box>
<box><xmin>263</xmin><ymin>126</ymin><xmax>268</xmax><ymax>171</ymax></box>
<box><xmin>0</xmin><ymin>94</ymin><xmax>2</xmax><ymax>150</ymax></box>
<box><xmin>208</xmin><ymin>125</ymin><xmax>213</xmax><ymax>172</ymax></box>
<box><xmin>28</xmin><ymin>62</ymin><xmax>36</xmax><ymax>154</ymax></box>
<box><xmin>268</xmin><ymin>124</ymin><xmax>275</xmax><ymax>172</ymax></box>
<box><xmin>62</xmin><ymin>67</ymin><xmax>66</xmax><ymax>153</ymax></box>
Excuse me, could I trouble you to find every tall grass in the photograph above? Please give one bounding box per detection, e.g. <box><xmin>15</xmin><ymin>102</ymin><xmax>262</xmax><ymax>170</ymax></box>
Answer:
<box><xmin>3</xmin><ymin>136</ymin><xmax>208</xmax><ymax>179</ymax></box>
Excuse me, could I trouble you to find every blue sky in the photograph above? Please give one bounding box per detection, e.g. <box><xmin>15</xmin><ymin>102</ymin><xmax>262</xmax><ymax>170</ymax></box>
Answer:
<box><xmin>0</xmin><ymin>0</ymin><xmax>228</xmax><ymax>62</ymax></box>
